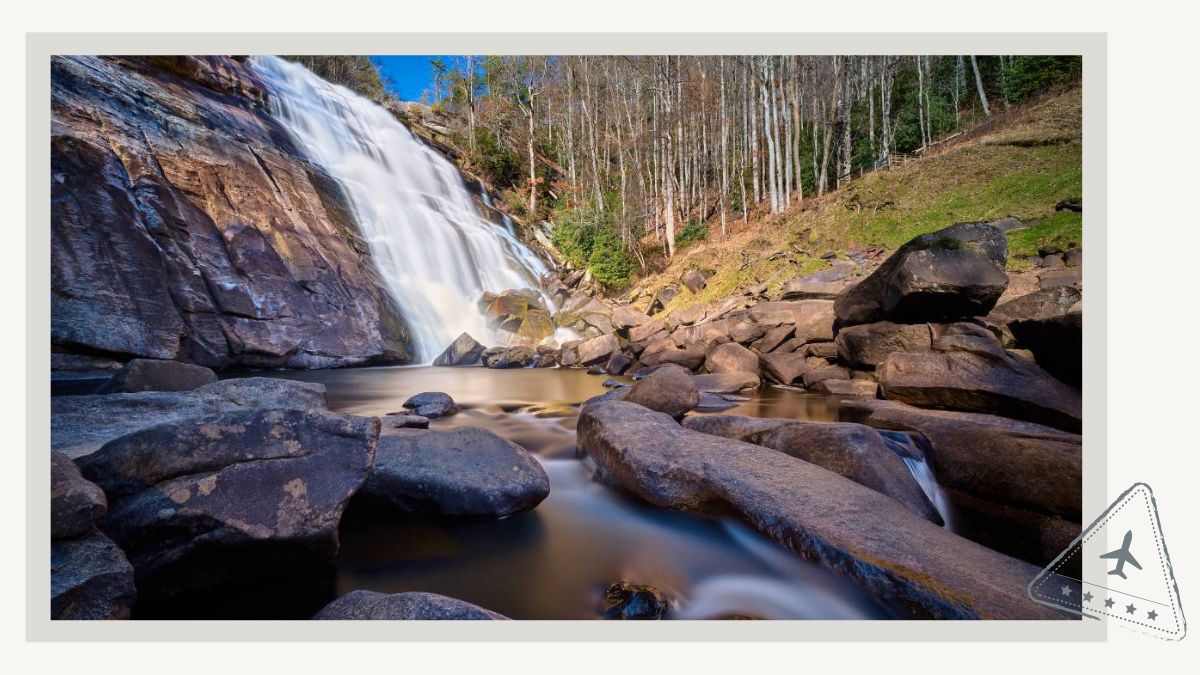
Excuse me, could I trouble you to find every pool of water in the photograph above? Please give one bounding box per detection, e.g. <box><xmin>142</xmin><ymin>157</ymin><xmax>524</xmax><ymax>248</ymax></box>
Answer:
<box><xmin>253</xmin><ymin>365</ymin><xmax>898</xmax><ymax>620</ymax></box>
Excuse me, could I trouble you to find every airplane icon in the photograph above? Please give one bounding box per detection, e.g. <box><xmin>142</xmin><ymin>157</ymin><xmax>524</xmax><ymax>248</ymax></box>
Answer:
<box><xmin>1100</xmin><ymin>530</ymin><xmax>1143</xmax><ymax>580</ymax></box>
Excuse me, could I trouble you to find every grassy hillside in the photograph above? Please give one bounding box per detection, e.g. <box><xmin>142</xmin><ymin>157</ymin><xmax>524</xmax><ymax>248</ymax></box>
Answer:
<box><xmin>634</xmin><ymin>86</ymin><xmax>1082</xmax><ymax>313</ymax></box>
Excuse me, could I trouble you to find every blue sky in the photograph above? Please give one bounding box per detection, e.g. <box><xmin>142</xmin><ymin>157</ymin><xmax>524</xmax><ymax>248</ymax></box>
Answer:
<box><xmin>372</xmin><ymin>55</ymin><xmax>447</xmax><ymax>102</ymax></box>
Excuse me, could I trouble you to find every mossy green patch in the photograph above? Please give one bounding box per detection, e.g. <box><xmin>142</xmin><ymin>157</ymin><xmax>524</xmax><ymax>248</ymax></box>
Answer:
<box><xmin>1005</xmin><ymin>210</ymin><xmax>1082</xmax><ymax>267</ymax></box>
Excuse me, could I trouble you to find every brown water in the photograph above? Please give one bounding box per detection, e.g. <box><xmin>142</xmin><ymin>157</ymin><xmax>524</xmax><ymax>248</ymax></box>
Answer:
<box><xmin>254</xmin><ymin>365</ymin><xmax>897</xmax><ymax>620</ymax></box>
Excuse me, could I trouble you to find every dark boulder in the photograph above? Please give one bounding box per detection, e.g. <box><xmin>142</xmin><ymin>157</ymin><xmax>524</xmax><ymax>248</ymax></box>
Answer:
<box><xmin>647</xmin><ymin>286</ymin><xmax>681</xmax><ymax>315</ymax></box>
<box><xmin>602</xmin><ymin>582</ymin><xmax>670</xmax><ymax>620</ymax></box>
<box><xmin>578</xmin><ymin>400</ymin><xmax>1060</xmax><ymax>619</ymax></box>
<box><xmin>432</xmin><ymin>332</ymin><xmax>486</xmax><ymax>366</ymax></box>
<box><xmin>835</xmin><ymin>321</ymin><xmax>932</xmax><ymax>369</ymax></box>
<box><xmin>363</xmin><ymin>427</ymin><xmax>548</xmax><ymax>518</ymax></box>
<box><xmin>878</xmin><ymin>336</ymin><xmax>1082</xmax><ymax>432</ymax></box>
<box><xmin>621</xmin><ymin>364</ymin><xmax>700</xmax><ymax>419</ymax></box>
<box><xmin>481</xmin><ymin>346</ymin><xmax>536</xmax><ymax>369</ymax></box>
<box><xmin>95</xmin><ymin>359</ymin><xmax>218</xmax><ymax>394</ymax></box>
<box><xmin>314</xmin><ymin>590</ymin><xmax>507</xmax><ymax>620</ymax></box>
<box><xmin>51</xmin><ymin>451</ymin><xmax>107</xmax><ymax>539</ymax></box>
<box><xmin>612</xmin><ymin>305</ymin><xmax>651</xmax><ymax>330</ymax></box>
<box><xmin>835</xmin><ymin>222</ymin><xmax>1009</xmax><ymax>327</ymax></box>
<box><xmin>604</xmin><ymin>352</ymin><xmax>633</xmax><ymax>375</ymax></box>
<box><xmin>52</xmin><ymin>378</ymin><xmax>329</xmax><ymax>459</ymax></box>
<box><xmin>77</xmin><ymin>408</ymin><xmax>378</xmax><ymax>593</ymax></box>
<box><xmin>51</xmin><ymin>529</ymin><xmax>136</xmax><ymax>620</ymax></box>
<box><xmin>987</xmin><ymin>288</ymin><xmax>1082</xmax><ymax>386</ymax></box>
<box><xmin>403</xmin><ymin>391</ymin><xmax>460</xmax><ymax>418</ymax></box>
<box><xmin>640</xmin><ymin>342</ymin><xmax>706</xmax><ymax>371</ymax></box>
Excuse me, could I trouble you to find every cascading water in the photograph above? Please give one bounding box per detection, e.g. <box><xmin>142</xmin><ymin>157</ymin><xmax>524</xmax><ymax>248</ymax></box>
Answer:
<box><xmin>250</xmin><ymin>56</ymin><xmax>552</xmax><ymax>362</ymax></box>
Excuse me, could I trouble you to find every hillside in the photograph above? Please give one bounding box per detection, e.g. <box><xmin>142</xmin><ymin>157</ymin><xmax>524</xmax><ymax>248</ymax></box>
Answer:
<box><xmin>629</xmin><ymin>86</ymin><xmax>1082</xmax><ymax>315</ymax></box>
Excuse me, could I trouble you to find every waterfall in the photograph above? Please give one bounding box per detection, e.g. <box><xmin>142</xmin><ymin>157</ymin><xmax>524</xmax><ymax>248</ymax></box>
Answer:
<box><xmin>249</xmin><ymin>56</ymin><xmax>552</xmax><ymax>363</ymax></box>
<box><xmin>879</xmin><ymin>430</ymin><xmax>955</xmax><ymax>529</ymax></box>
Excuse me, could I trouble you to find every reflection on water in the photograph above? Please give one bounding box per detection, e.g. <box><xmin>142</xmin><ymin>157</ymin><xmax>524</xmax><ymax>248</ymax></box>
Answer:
<box><xmin>257</xmin><ymin>365</ymin><xmax>897</xmax><ymax>619</ymax></box>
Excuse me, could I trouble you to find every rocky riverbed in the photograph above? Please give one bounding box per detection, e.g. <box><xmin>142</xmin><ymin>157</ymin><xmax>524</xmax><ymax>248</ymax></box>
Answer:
<box><xmin>50</xmin><ymin>218</ymin><xmax>1083</xmax><ymax>621</ymax></box>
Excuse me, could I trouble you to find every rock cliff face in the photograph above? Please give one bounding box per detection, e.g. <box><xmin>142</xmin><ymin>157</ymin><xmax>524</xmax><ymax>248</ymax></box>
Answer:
<box><xmin>51</xmin><ymin>56</ymin><xmax>412</xmax><ymax>370</ymax></box>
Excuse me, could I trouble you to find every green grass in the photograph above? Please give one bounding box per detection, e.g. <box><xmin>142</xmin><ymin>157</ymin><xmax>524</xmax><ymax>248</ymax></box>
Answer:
<box><xmin>1006</xmin><ymin>210</ymin><xmax>1082</xmax><ymax>266</ymax></box>
<box><xmin>820</xmin><ymin>142</ymin><xmax>1082</xmax><ymax>251</ymax></box>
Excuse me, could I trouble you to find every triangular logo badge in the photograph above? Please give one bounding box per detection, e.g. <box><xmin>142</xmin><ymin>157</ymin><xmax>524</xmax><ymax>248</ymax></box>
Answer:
<box><xmin>1030</xmin><ymin>483</ymin><xmax>1186</xmax><ymax>639</ymax></box>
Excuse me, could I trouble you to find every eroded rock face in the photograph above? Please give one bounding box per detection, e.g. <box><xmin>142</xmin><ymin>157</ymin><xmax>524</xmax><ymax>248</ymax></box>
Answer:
<box><xmin>95</xmin><ymin>359</ymin><xmax>218</xmax><ymax>394</ymax></box>
<box><xmin>683</xmin><ymin>415</ymin><xmax>940</xmax><ymax>524</ymax></box>
<box><xmin>51</xmin><ymin>452</ymin><xmax>107</xmax><ymax>539</ymax></box>
<box><xmin>878</xmin><ymin>337</ymin><xmax>1082</xmax><ymax>432</ymax></box>
<box><xmin>51</xmin><ymin>530</ymin><xmax>136</xmax><ymax>620</ymax></box>
<box><xmin>76</xmin><ymin>408</ymin><xmax>378</xmax><ymax>594</ymax></box>
<box><xmin>51</xmin><ymin>56</ymin><xmax>411</xmax><ymax>369</ymax></box>
<box><xmin>987</xmin><ymin>288</ymin><xmax>1082</xmax><ymax>386</ymax></box>
<box><xmin>433</xmin><ymin>332</ymin><xmax>486</xmax><ymax>366</ymax></box>
<box><xmin>835</xmin><ymin>222</ymin><xmax>1009</xmax><ymax>327</ymax></box>
<box><xmin>362</xmin><ymin>427</ymin><xmax>549</xmax><ymax>518</ymax></box>
<box><xmin>52</xmin><ymin>377</ymin><xmax>329</xmax><ymax>459</ymax></box>
<box><xmin>578</xmin><ymin>401</ymin><xmax>1060</xmax><ymax>620</ymax></box>
<box><xmin>314</xmin><ymin>590</ymin><xmax>507</xmax><ymax>620</ymax></box>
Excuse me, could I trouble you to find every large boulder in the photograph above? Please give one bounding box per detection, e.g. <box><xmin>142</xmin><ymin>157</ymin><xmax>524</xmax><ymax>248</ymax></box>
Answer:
<box><xmin>681</xmin><ymin>269</ymin><xmax>708</xmax><ymax>294</ymax></box>
<box><xmin>842</xmin><ymin>399</ymin><xmax>1081</xmax><ymax>521</ymax></box>
<box><xmin>481</xmin><ymin>346</ymin><xmax>536</xmax><ymax>369</ymax></box>
<box><xmin>620</xmin><ymin>364</ymin><xmax>700</xmax><ymax>419</ymax></box>
<box><xmin>705</xmin><ymin>342</ymin><xmax>760</xmax><ymax>375</ymax></box>
<box><xmin>432</xmin><ymin>332</ymin><xmax>486</xmax><ymax>366</ymax></box>
<box><xmin>481</xmin><ymin>288</ymin><xmax>543</xmax><ymax>327</ymax></box>
<box><xmin>576</xmin><ymin>333</ymin><xmax>621</xmax><ymax>367</ymax></box>
<box><xmin>641</xmin><ymin>343</ymin><xmax>705</xmax><ymax>371</ymax></box>
<box><xmin>402</xmin><ymin>391</ymin><xmax>460</xmax><ymax>418</ymax></box>
<box><xmin>578</xmin><ymin>401</ymin><xmax>1060</xmax><ymax>619</ymax></box>
<box><xmin>52</xmin><ymin>377</ymin><xmax>329</xmax><ymax>459</ymax></box>
<box><xmin>812</xmin><ymin>379</ymin><xmax>879</xmax><ymax>397</ymax></box>
<box><xmin>51</xmin><ymin>451</ymin><xmax>107</xmax><ymax>539</ymax></box>
<box><xmin>76</xmin><ymin>408</ymin><xmax>378</xmax><ymax>593</ymax></box>
<box><xmin>362</xmin><ymin>427</ymin><xmax>549</xmax><ymax>518</ymax></box>
<box><xmin>835</xmin><ymin>222</ymin><xmax>1009</xmax><ymax>327</ymax></box>
<box><xmin>517</xmin><ymin>309</ymin><xmax>555</xmax><ymax>343</ymax></box>
<box><xmin>314</xmin><ymin>590</ymin><xmax>507</xmax><ymax>620</ymax></box>
<box><xmin>51</xmin><ymin>529</ymin><xmax>136</xmax><ymax>620</ymax></box>
<box><xmin>878</xmin><ymin>335</ymin><xmax>1082</xmax><ymax>432</ymax></box>
<box><xmin>835</xmin><ymin>321</ymin><xmax>932</xmax><ymax>369</ymax></box>
<box><xmin>987</xmin><ymin>288</ymin><xmax>1082</xmax><ymax>386</ymax></box>
<box><xmin>758</xmin><ymin>352</ymin><xmax>809</xmax><ymax>385</ymax></box>
<box><xmin>95</xmin><ymin>359</ymin><xmax>218</xmax><ymax>394</ymax></box>
<box><xmin>683</xmin><ymin>415</ymin><xmax>940</xmax><ymax>524</ymax></box>
<box><xmin>612</xmin><ymin>305</ymin><xmax>651</xmax><ymax>330</ymax></box>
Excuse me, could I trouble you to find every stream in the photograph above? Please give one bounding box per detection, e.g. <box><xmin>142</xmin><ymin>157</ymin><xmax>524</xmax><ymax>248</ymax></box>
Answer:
<box><xmin>220</xmin><ymin>365</ymin><xmax>909</xmax><ymax>620</ymax></box>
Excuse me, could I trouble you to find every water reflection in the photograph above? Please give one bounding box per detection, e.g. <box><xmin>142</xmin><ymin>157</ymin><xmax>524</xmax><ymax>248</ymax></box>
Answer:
<box><xmin>260</xmin><ymin>365</ymin><xmax>897</xmax><ymax>619</ymax></box>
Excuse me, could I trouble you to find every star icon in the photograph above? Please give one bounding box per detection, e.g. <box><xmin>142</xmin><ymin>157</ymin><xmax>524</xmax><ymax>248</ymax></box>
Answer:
<box><xmin>1126</xmin><ymin>603</ymin><xmax>1137</xmax><ymax>615</ymax></box>
<box><xmin>1104</xmin><ymin>597</ymin><xmax>1115</xmax><ymax>608</ymax></box>
<box><xmin>1147</xmin><ymin>610</ymin><xmax>1158</xmax><ymax>621</ymax></box>
<box><xmin>1061</xmin><ymin>585</ymin><xmax>1072</xmax><ymax>597</ymax></box>
<box><xmin>1083</xmin><ymin>591</ymin><xmax>1094</xmax><ymax>603</ymax></box>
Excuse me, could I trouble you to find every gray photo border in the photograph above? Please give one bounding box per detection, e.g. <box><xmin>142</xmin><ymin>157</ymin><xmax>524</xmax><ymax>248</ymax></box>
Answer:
<box><xmin>26</xmin><ymin>32</ymin><xmax>1107</xmax><ymax>642</ymax></box>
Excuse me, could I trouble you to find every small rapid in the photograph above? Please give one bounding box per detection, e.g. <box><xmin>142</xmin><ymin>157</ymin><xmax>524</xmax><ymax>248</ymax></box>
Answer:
<box><xmin>250</xmin><ymin>56</ymin><xmax>551</xmax><ymax>362</ymax></box>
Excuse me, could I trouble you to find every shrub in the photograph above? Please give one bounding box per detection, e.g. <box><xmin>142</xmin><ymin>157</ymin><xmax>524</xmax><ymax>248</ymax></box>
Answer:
<box><xmin>675</xmin><ymin>219</ymin><xmax>708</xmax><ymax>248</ymax></box>
<box><xmin>550</xmin><ymin>205</ymin><xmax>636</xmax><ymax>288</ymax></box>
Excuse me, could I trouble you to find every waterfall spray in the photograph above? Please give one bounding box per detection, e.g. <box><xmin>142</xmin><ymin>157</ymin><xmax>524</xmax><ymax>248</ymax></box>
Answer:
<box><xmin>251</xmin><ymin>56</ymin><xmax>552</xmax><ymax>363</ymax></box>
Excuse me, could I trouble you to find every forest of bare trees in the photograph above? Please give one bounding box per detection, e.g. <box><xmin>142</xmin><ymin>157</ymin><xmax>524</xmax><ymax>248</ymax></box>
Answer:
<box><xmin>396</xmin><ymin>55</ymin><xmax>1079</xmax><ymax>285</ymax></box>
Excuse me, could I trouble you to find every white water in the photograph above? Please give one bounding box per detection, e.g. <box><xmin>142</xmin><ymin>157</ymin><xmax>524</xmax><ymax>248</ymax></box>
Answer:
<box><xmin>250</xmin><ymin>56</ymin><xmax>551</xmax><ymax>362</ymax></box>
<box><xmin>901</xmin><ymin>456</ymin><xmax>955</xmax><ymax>530</ymax></box>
